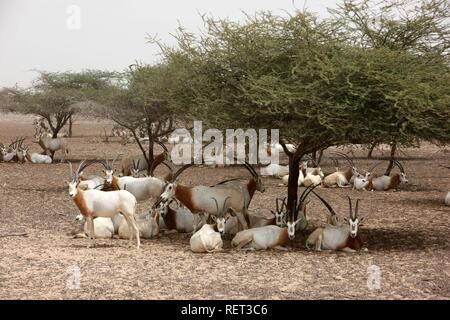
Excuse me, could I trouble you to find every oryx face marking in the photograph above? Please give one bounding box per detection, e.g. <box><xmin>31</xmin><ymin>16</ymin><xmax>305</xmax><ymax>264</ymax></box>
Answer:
<box><xmin>287</xmin><ymin>220</ymin><xmax>299</xmax><ymax>240</ymax></box>
<box><xmin>274</xmin><ymin>211</ymin><xmax>285</xmax><ymax>227</ymax></box>
<box><xmin>68</xmin><ymin>181</ymin><xmax>78</xmax><ymax>198</ymax></box>
<box><xmin>400</xmin><ymin>172</ymin><xmax>408</xmax><ymax>184</ymax></box>
<box><xmin>216</xmin><ymin>216</ymin><xmax>229</xmax><ymax>235</ymax></box>
<box><xmin>104</xmin><ymin>169</ymin><xmax>114</xmax><ymax>184</ymax></box>
<box><xmin>348</xmin><ymin>218</ymin><xmax>359</xmax><ymax>238</ymax></box>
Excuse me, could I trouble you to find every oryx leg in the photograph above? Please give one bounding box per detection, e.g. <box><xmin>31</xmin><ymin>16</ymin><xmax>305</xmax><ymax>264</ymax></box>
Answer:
<box><xmin>234</xmin><ymin>234</ymin><xmax>253</xmax><ymax>250</ymax></box>
<box><xmin>234</xmin><ymin>209</ymin><xmax>249</xmax><ymax>231</ymax></box>
<box><xmin>86</xmin><ymin>217</ymin><xmax>95</xmax><ymax>248</ymax></box>
<box><xmin>341</xmin><ymin>247</ymin><xmax>356</xmax><ymax>253</ymax></box>
<box><xmin>315</xmin><ymin>232</ymin><xmax>323</xmax><ymax>251</ymax></box>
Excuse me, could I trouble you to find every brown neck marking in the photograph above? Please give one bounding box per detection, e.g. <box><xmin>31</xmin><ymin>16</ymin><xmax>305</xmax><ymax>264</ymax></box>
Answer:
<box><xmin>247</xmin><ymin>179</ymin><xmax>257</xmax><ymax>201</ymax></box>
<box><xmin>25</xmin><ymin>153</ymin><xmax>32</xmax><ymax>162</ymax></box>
<box><xmin>163</xmin><ymin>207</ymin><xmax>178</xmax><ymax>230</ymax></box>
<box><xmin>346</xmin><ymin>233</ymin><xmax>364</xmax><ymax>251</ymax></box>
<box><xmin>73</xmin><ymin>189</ymin><xmax>92</xmax><ymax>217</ymax></box>
<box><xmin>387</xmin><ymin>173</ymin><xmax>400</xmax><ymax>190</ymax></box>
<box><xmin>277</xmin><ymin>228</ymin><xmax>289</xmax><ymax>247</ymax></box>
<box><xmin>111</xmin><ymin>176</ymin><xmax>120</xmax><ymax>190</ymax></box>
<box><xmin>175</xmin><ymin>185</ymin><xmax>200</xmax><ymax>213</ymax></box>
<box><xmin>344</xmin><ymin>167</ymin><xmax>353</xmax><ymax>181</ymax></box>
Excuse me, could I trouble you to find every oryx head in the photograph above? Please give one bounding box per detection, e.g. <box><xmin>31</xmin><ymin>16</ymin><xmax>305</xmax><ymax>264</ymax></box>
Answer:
<box><xmin>131</xmin><ymin>159</ymin><xmax>141</xmax><ymax>178</ymax></box>
<box><xmin>286</xmin><ymin>184</ymin><xmax>319</xmax><ymax>240</ymax></box>
<box><xmin>210</xmin><ymin>196</ymin><xmax>232</xmax><ymax>236</ymax></box>
<box><xmin>343</xmin><ymin>197</ymin><xmax>365</xmax><ymax>238</ymax></box>
<box><xmin>394</xmin><ymin>160</ymin><xmax>408</xmax><ymax>184</ymax></box>
<box><xmin>152</xmin><ymin>164</ymin><xmax>193</xmax><ymax>209</ymax></box>
<box><xmin>101</xmin><ymin>154</ymin><xmax>120</xmax><ymax>184</ymax></box>
<box><xmin>271</xmin><ymin>197</ymin><xmax>287</xmax><ymax>227</ymax></box>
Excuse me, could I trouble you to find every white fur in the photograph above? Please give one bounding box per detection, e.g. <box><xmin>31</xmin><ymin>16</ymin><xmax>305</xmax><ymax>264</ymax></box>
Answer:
<box><xmin>190</xmin><ymin>224</ymin><xmax>223</xmax><ymax>253</ymax></box>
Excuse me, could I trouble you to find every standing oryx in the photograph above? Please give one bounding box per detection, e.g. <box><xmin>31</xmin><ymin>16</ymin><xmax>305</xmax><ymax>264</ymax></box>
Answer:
<box><xmin>100</xmin><ymin>155</ymin><xmax>171</xmax><ymax>201</ymax></box>
<box><xmin>367</xmin><ymin>160</ymin><xmax>408</xmax><ymax>191</ymax></box>
<box><xmin>153</xmin><ymin>161</ymin><xmax>264</xmax><ymax>233</ymax></box>
<box><xmin>37</xmin><ymin>132</ymin><xmax>69</xmax><ymax>161</ymax></box>
<box><xmin>67</xmin><ymin>160</ymin><xmax>140</xmax><ymax>248</ymax></box>
<box><xmin>212</xmin><ymin>159</ymin><xmax>266</xmax><ymax>231</ymax></box>
<box><xmin>306</xmin><ymin>196</ymin><xmax>365</xmax><ymax>252</ymax></box>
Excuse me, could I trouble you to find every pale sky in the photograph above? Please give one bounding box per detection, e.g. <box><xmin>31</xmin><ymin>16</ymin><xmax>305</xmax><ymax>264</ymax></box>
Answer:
<box><xmin>0</xmin><ymin>0</ymin><xmax>339</xmax><ymax>88</ymax></box>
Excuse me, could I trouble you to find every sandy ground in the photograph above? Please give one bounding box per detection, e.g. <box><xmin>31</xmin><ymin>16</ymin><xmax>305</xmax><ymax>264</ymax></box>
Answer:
<box><xmin>0</xmin><ymin>112</ymin><xmax>449</xmax><ymax>300</ymax></box>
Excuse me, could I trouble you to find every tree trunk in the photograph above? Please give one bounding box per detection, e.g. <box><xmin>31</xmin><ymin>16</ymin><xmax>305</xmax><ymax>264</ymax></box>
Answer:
<box><xmin>384</xmin><ymin>142</ymin><xmax>397</xmax><ymax>175</ymax></box>
<box><xmin>367</xmin><ymin>143</ymin><xmax>377</xmax><ymax>159</ymax></box>
<box><xmin>147</xmin><ymin>139</ymin><xmax>155</xmax><ymax>175</ymax></box>
<box><xmin>287</xmin><ymin>154</ymin><xmax>301</xmax><ymax>220</ymax></box>
<box><xmin>68</xmin><ymin>115</ymin><xmax>73</xmax><ymax>137</ymax></box>
<box><xmin>317</xmin><ymin>148</ymin><xmax>325</xmax><ymax>165</ymax></box>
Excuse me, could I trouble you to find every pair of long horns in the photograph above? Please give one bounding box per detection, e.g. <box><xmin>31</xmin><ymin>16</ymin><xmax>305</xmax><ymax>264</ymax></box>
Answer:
<box><xmin>210</xmin><ymin>196</ymin><xmax>231</xmax><ymax>217</ymax></box>
<box><xmin>275</xmin><ymin>197</ymin><xmax>287</xmax><ymax>214</ymax></box>
<box><xmin>233</xmin><ymin>157</ymin><xmax>259</xmax><ymax>179</ymax></box>
<box><xmin>348</xmin><ymin>196</ymin><xmax>360</xmax><ymax>220</ymax></box>
<box><xmin>302</xmin><ymin>155</ymin><xmax>318</xmax><ymax>167</ymax></box>
<box><xmin>393</xmin><ymin>159</ymin><xmax>405</xmax><ymax>173</ymax></box>
<box><xmin>331</xmin><ymin>151</ymin><xmax>355</xmax><ymax>168</ymax></box>
<box><xmin>67</xmin><ymin>160</ymin><xmax>90</xmax><ymax>181</ymax></box>
<box><xmin>295</xmin><ymin>183</ymin><xmax>320</xmax><ymax>216</ymax></box>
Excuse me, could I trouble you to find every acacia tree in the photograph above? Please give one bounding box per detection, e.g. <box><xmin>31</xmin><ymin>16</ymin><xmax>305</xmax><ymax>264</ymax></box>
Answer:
<box><xmin>160</xmin><ymin>7</ymin><xmax>449</xmax><ymax>222</ymax></box>
<box><xmin>9</xmin><ymin>70</ymin><xmax>114</xmax><ymax>139</ymax></box>
<box><xmin>329</xmin><ymin>0</ymin><xmax>450</xmax><ymax>171</ymax></box>
<box><xmin>98</xmin><ymin>64</ymin><xmax>180</xmax><ymax>175</ymax></box>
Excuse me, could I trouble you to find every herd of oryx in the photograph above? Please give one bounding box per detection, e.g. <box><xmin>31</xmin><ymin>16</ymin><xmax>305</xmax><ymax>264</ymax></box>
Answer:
<box><xmin>2</xmin><ymin>127</ymin><xmax>449</xmax><ymax>253</ymax></box>
<box><xmin>62</xmin><ymin>140</ymin><xmax>415</xmax><ymax>253</ymax></box>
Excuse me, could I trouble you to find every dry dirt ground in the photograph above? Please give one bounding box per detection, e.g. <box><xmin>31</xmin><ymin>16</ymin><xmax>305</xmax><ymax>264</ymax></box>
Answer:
<box><xmin>0</xmin><ymin>113</ymin><xmax>449</xmax><ymax>300</ymax></box>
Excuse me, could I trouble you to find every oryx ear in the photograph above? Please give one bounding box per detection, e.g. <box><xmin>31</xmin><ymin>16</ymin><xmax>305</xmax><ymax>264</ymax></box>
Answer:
<box><xmin>79</xmin><ymin>171</ymin><xmax>84</xmax><ymax>177</ymax></box>
<box><xmin>343</xmin><ymin>217</ymin><xmax>349</xmax><ymax>222</ymax></box>
<box><xmin>210</xmin><ymin>215</ymin><xmax>217</xmax><ymax>222</ymax></box>
<box><xmin>359</xmin><ymin>216</ymin><xmax>365</xmax><ymax>223</ymax></box>
<box><xmin>64</xmin><ymin>180</ymin><xmax>69</xmax><ymax>185</ymax></box>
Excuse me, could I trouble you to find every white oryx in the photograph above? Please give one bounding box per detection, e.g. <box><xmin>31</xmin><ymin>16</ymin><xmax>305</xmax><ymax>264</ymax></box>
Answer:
<box><xmin>306</xmin><ymin>196</ymin><xmax>365</xmax><ymax>252</ymax></box>
<box><xmin>101</xmin><ymin>156</ymin><xmax>171</xmax><ymax>201</ymax></box>
<box><xmin>67</xmin><ymin>160</ymin><xmax>140</xmax><ymax>248</ymax></box>
<box><xmin>367</xmin><ymin>160</ymin><xmax>408</xmax><ymax>191</ymax></box>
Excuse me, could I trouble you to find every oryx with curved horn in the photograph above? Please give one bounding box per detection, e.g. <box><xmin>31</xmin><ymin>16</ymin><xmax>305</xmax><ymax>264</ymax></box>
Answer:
<box><xmin>67</xmin><ymin>160</ymin><xmax>140</xmax><ymax>248</ymax></box>
<box><xmin>153</xmin><ymin>160</ymin><xmax>264</xmax><ymax>232</ymax></box>
<box><xmin>101</xmin><ymin>154</ymin><xmax>172</xmax><ymax>202</ymax></box>
<box><xmin>322</xmin><ymin>152</ymin><xmax>360</xmax><ymax>187</ymax></box>
<box><xmin>306</xmin><ymin>196</ymin><xmax>365</xmax><ymax>252</ymax></box>
<box><xmin>367</xmin><ymin>160</ymin><xmax>408</xmax><ymax>191</ymax></box>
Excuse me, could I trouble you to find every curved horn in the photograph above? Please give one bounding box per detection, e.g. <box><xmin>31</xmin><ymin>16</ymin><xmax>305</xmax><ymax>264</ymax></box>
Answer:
<box><xmin>171</xmin><ymin>163</ymin><xmax>194</xmax><ymax>182</ymax></box>
<box><xmin>222</xmin><ymin>196</ymin><xmax>232</xmax><ymax>214</ymax></box>
<box><xmin>234</xmin><ymin>157</ymin><xmax>258</xmax><ymax>178</ymax></box>
<box><xmin>76</xmin><ymin>160</ymin><xmax>88</xmax><ymax>176</ymax></box>
<box><xmin>210</xmin><ymin>197</ymin><xmax>220</xmax><ymax>215</ymax></box>
<box><xmin>393</xmin><ymin>160</ymin><xmax>405</xmax><ymax>173</ymax></box>
<box><xmin>367</xmin><ymin>160</ymin><xmax>382</xmax><ymax>173</ymax></box>
<box><xmin>67</xmin><ymin>161</ymin><xmax>73</xmax><ymax>179</ymax></box>
<box><xmin>311</xmin><ymin>190</ymin><xmax>338</xmax><ymax>216</ymax></box>
<box><xmin>355</xmin><ymin>199</ymin><xmax>360</xmax><ymax>217</ymax></box>
<box><xmin>111</xmin><ymin>154</ymin><xmax>121</xmax><ymax>168</ymax></box>
<box><xmin>331</xmin><ymin>151</ymin><xmax>355</xmax><ymax>167</ymax></box>
<box><xmin>297</xmin><ymin>184</ymin><xmax>320</xmax><ymax>213</ymax></box>
<box><xmin>155</xmin><ymin>141</ymin><xmax>168</xmax><ymax>153</ymax></box>
<box><xmin>348</xmin><ymin>196</ymin><xmax>354</xmax><ymax>219</ymax></box>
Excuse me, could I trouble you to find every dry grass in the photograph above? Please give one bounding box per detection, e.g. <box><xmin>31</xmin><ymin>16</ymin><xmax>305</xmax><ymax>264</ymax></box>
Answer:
<box><xmin>0</xmin><ymin>114</ymin><xmax>449</xmax><ymax>299</ymax></box>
